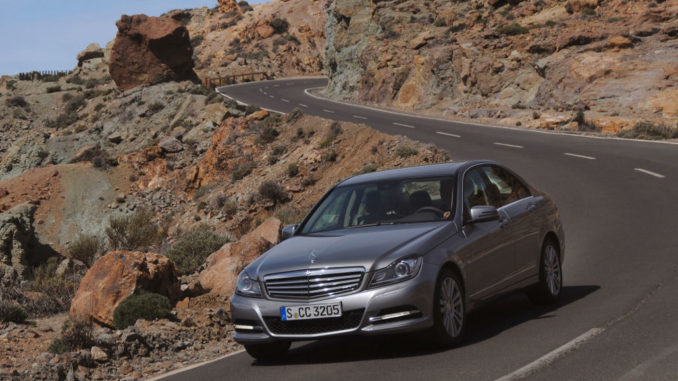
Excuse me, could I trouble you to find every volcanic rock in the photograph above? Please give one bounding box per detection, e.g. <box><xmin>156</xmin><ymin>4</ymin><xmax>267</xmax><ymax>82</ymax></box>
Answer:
<box><xmin>109</xmin><ymin>14</ymin><xmax>197</xmax><ymax>91</ymax></box>
<box><xmin>0</xmin><ymin>204</ymin><xmax>37</xmax><ymax>286</ymax></box>
<box><xmin>77</xmin><ymin>43</ymin><xmax>105</xmax><ymax>67</ymax></box>
<box><xmin>70</xmin><ymin>251</ymin><xmax>181</xmax><ymax>327</ymax></box>
<box><xmin>198</xmin><ymin>217</ymin><xmax>281</xmax><ymax>297</ymax></box>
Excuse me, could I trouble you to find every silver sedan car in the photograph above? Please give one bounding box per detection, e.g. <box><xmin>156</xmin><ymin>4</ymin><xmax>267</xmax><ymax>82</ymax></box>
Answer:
<box><xmin>231</xmin><ymin>160</ymin><xmax>565</xmax><ymax>360</ymax></box>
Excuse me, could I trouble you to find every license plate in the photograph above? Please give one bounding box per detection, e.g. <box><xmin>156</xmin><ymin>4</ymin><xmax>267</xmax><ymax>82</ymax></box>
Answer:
<box><xmin>280</xmin><ymin>303</ymin><xmax>342</xmax><ymax>321</ymax></box>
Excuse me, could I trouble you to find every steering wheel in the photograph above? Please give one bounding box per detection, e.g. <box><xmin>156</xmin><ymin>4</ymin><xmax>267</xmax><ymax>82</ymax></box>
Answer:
<box><xmin>413</xmin><ymin>206</ymin><xmax>443</xmax><ymax>217</ymax></box>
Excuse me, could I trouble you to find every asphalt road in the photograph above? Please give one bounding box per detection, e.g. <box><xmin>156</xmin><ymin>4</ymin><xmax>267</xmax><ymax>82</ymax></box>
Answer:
<box><xmin>162</xmin><ymin>78</ymin><xmax>678</xmax><ymax>381</ymax></box>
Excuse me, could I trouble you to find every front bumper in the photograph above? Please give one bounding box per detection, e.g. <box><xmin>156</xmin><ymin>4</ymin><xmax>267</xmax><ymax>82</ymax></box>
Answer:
<box><xmin>230</xmin><ymin>262</ymin><xmax>438</xmax><ymax>344</ymax></box>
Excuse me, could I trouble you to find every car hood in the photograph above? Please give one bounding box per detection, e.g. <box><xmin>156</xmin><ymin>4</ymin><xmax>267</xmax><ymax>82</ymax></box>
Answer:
<box><xmin>250</xmin><ymin>222</ymin><xmax>454</xmax><ymax>277</ymax></box>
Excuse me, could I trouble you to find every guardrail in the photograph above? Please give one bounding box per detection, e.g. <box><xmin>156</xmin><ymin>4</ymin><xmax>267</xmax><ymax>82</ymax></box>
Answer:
<box><xmin>18</xmin><ymin>70</ymin><xmax>72</xmax><ymax>81</ymax></box>
<box><xmin>203</xmin><ymin>72</ymin><xmax>270</xmax><ymax>88</ymax></box>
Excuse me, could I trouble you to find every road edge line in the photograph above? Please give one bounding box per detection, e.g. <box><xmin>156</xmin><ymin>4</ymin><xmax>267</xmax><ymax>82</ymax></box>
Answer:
<box><xmin>494</xmin><ymin>328</ymin><xmax>605</xmax><ymax>381</ymax></box>
<box><xmin>148</xmin><ymin>349</ymin><xmax>246</xmax><ymax>380</ymax></box>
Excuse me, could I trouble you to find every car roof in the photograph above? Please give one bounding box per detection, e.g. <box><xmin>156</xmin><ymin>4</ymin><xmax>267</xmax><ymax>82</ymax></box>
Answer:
<box><xmin>338</xmin><ymin>160</ymin><xmax>496</xmax><ymax>187</ymax></box>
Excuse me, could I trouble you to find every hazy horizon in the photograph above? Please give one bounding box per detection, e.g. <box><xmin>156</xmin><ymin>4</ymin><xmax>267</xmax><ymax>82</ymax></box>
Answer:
<box><xmin>0</xmin><ymin>0</ymin><xmax>267</xmax><ymax>76</ymax></box>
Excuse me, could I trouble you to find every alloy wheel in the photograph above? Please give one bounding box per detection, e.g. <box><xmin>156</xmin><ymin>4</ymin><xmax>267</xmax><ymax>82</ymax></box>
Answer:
<box><xmin>544</xmin><ymin>245</ymin><xmax>562</xmax><ymax>296</ymax></box>
<box><xmin>440</xmin><ymin>276</ymin><xmax>464</xmax><ymax>338</ymax></box>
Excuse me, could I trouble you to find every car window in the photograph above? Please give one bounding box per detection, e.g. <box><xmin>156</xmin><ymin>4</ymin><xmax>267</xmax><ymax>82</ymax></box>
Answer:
<box><xmin>301</xmin><ymin>177</ymin><xmax>455</xmax><ymax>234</ymax></box>
<box><xmin>480</xmin><ymin>166</ymin><xmax>531</xmax><ymax>208</ymax></box>
<box><xmin>463</xmin><ymin>169</ymin><xmax>490</xmax><ymax>209</ymax></box>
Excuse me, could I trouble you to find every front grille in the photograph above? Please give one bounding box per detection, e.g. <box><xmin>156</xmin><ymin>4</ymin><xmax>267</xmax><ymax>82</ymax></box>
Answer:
<box><xmin>264</xmin><ymin>267</ymin><xmax>365</xmax><ymax>300</ymax></box>
<box><xmin>264</xmin><ymin>309</ymin><xmax>365</xmax><ymax>335</ymax></box>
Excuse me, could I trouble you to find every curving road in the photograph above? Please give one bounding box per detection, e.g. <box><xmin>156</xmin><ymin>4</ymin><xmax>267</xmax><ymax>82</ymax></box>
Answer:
<box><xmin>162</xmin><ymin>78</ymin><xmax>678</xmax><ymax>380</ymax></box>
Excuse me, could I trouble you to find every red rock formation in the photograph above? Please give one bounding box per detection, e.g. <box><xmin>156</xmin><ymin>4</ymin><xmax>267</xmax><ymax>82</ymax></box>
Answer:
<box><xmin>70</xmin><ymin>251</ymin><xmax>181</xmax><ymax>327</ymax></box>
<box><xmin>109</xmin><ymin>14</ymin><xmax>196</xmax><ymax>91</ymax></box>
<box><xmin>198</xmin><ymin>217</ymin><xmax>281</xmax><ymax>297</ymax></box>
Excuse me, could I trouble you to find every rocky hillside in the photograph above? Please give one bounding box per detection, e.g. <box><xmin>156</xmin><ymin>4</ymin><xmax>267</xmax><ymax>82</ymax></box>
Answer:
<box><xmin>175</xmin><ymin>0</ymin><xmax>330</xmax><ymax>78</ymax></box>
<box><xmin>0</xmin><ymin>7</ymin><xmax>449</xmax><ymax>376</ymax></box>
<box><xmin>325</xmin><ymin>0</ymin><xmax>678</xmax><ymax>136</ymax></box>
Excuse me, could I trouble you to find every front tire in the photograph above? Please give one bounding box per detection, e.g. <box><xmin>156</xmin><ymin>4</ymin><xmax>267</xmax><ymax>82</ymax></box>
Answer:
<box><xmin>430</xmin><ymin>269</ymin><xmax>466</xmax><ymax>346</ymax></box>
<box><xmin>527</xmin><ymin>239</ymin><xmax>563</xmax><ymax>305</ymax></box>
<box><xmin>244</xmin><ymin>341</ymin><xmax>291</xmax><ymax>361</ymax></box>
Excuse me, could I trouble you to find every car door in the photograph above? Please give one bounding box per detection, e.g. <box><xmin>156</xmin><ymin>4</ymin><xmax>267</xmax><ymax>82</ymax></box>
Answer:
<box><xmin>458</xmin><ymin>168</ymin><xmax>515</xmax><ymax>300</ymax></box>
<box><xmin>479</xmin><ymin>165</ymin><xmax>541</xmax><ymax>282</ymax></box>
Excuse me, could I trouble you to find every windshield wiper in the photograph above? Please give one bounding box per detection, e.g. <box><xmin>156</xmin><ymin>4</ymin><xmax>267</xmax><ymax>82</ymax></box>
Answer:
<box><xmin>349</xmin><ymin>221</ymin><xmax>396</xmax><ymax>229</ymax></box>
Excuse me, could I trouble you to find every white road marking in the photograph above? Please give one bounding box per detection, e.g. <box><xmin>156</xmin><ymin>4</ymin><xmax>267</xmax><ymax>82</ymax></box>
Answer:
<box><xmin>436</xmin><ymin>131</ymin><xmax>461</xmax><ymax>138</ymax></box>
<box><xmin>495</xmin><ymin>328</ymin><xmax>605</xmax><ymax>381</ymax></box>
<box><xmin>149</xmin><ymin>349</ymin><xmax>246</xmax><ymax>380</ymax></box>
<box><xmin>258</xmin><ymin>88</ymin><xmax>262</xmax><ymax>92</ymax></box>
<box><xmin>280</xmin><ymin>98</ymin><xmax>290</xmax><ymax>103</ymax></box>
<box><xmin>352</xmin><ymin>115</ymin><xmax>368</xmax><ymax>120</ymax></box>
<box><xmin>273</xmin><ymin>84</ymin><xmax>279</xmax><ymax>87</ymax></box>
<box><xmin>634</xmin><ymin>168</ymin><xmax>665</xmax><ymax>178</ymax></box>
<box><xmin>393</xmin><ymin>122</ymin><xmax>415</xmax><ymax>128</ymax></box>
<box><xmin>269</xmin><ymin>95</ymin><xmax>275</xmax><ymax>98</ymax></box>
<box><xmin>564</xmin><ymin>152</ymin><xmax>596</xmax><ymax>160</ymax></box>
<box><xmin>263</xmin><ymin>91</ymin><xmax>268</xmax><ymax>95</ymax></box>
<box><xmin>323</xmin><ymin>109</ymin><xmax>335</xmax><ymax>114</ymax></box>
<box><xmin>299</xmin><ymin>103</ymin><xmax>308</xmax><ymax>108</ymax></box>
<box><xmin>494</xmin><ymin>142</ymin><xmax>524</xmax><ymax>149</ymax></box>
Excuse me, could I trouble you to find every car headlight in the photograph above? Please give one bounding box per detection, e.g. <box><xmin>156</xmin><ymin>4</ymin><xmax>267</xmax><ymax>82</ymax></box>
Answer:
<box><xmin>235</xmin><ymin>271</ymin><xmax>262</xmax><ymax>297</ymax></box>
<box><xmin>369</xmin><ymin>256</ymin><xmax>423</xmax><ymax>288</ymax></box>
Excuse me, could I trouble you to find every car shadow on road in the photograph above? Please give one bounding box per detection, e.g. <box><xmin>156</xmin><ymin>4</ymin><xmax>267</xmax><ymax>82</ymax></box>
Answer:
<box><xmin>252</xmin><ymin>285</ymin><xmax>600</xmax><ymax>366</ymax></box>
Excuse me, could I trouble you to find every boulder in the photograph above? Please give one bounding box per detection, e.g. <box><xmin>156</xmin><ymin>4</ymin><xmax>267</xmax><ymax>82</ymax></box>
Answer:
<box><xmin>159</xmin><ymin>137</ymin><xmax>183</xmax><ymax>153</ymax></box>
<box><xmin>70</xmin><ymin>251</ymin><xmax>181</xmax><ymax>327</ymax></box>
<box><xmin>109</xmin><ymin>15</ymin><xmax>197</xmax><ymax>91</ymax></box>
<box><xmin>606</xmin><ymin>36</ymin><xmax>633</xmax><ymax>49</ymax></box>
<box><xmin>77</xmin><ymin>43</ymin><xmax>105</xmax><ymax>67</ymax></box>
<box><xmin>246</xmin><ymin>109</ymin><xmax>269</xmax><ymax>121</ymax></box>
<box><xmin>0</xmin><ymin>204</ymin><xmax>37</xmax><ymax>286</ymax></box>
<box><xmin>198</xmin><ymin>217</ymin><xmax>281</xmax><ymax>297</ymax></box>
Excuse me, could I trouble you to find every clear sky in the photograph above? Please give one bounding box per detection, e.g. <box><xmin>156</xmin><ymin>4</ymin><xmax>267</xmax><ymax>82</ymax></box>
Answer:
<box><xmin>0</xmin><ymin>0</ymin><xmax>267</xmax><ymax>76</ymax></box>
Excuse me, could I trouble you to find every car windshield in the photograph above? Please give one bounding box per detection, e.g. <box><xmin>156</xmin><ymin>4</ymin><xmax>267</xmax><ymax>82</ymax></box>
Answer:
<box><xmin>301</xmin><ymin>177</ymin><xmax>455</xmax><ymax>234</ymax></box>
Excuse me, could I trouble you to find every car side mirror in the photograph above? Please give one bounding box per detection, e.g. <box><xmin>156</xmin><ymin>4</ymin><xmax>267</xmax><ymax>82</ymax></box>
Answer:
<box><xmin>468</xmin><ymin>206</ymin><xmax>499</xmax><ymax>223</ymax></box>
<box><xmin>281</xmin><ymin>224</ymin><xmax>298</xmax><ymax>240</ymax></box>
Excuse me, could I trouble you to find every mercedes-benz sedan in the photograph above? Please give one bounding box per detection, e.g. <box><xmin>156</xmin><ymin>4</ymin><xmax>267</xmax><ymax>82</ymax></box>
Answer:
<box><xmin>231</xmin><ymin>160</ymin><xmax>564</xmax><ymax>360</ymax></box>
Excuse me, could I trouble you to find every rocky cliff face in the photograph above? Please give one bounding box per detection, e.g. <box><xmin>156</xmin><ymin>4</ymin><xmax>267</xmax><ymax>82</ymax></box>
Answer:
<box><xmin>175</xmin><ymin>0</ymin><xmax>330</xmax><ymax>79</ymax></box>
<box><xmin>325</xmin><ymin>0</ymin><xmax>678</xmax><ymax>134</ymax></box>
<box><xmin>110</xmin><ymin>15</ymin><xmax>198</xmax><ymax>91</ymax></box>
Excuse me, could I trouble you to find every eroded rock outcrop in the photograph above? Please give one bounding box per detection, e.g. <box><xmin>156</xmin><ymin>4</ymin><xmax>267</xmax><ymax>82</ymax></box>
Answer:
<box><xmin>0</xmin><ymin>204</ymin><xmax>37</xmax><ymax>286</ymax></box>
<box><xmin>198</xmin><ymin>217</ymin><xmax>282</xmax><ymax>297</ymax></box>
<box><xmin>70</xmin><ymin>251</ymin><xmax>181</xmax><ymax>327</ymax></box>
<box><xmin>109</xmin><ymin>14</ymin><xmax>197</xmax><ymax>91</ymax></box>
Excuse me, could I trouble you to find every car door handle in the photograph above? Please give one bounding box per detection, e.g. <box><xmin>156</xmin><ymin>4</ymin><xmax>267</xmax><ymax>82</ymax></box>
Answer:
<box><xmin>527</xmin><ymin>203</ymin><xmax>537</xmax><ymax>212</ymax></box>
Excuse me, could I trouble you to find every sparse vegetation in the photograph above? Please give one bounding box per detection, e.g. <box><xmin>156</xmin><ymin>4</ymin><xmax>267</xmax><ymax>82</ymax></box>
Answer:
<box><xmin>232</xmin><ymin>162</ymin><xmax>256</xmax><ymax>181</ymax></box>
<box><xmin>48</xmin><ymin>320</ymin><xmax>93</xmax><ymax>354</ymax></box>
<box><xmin>617</xmin><ymin>121</ymin><xmax>678</xmax><ymax>140</ymax></box>
<box><xmin>113</xmin><ymin>291</ymin><xmax>172</xmax><ymax>330</ymax></box>
<box><xmin>147</xmin><ymin>101</ymin><xmax>165</xmax><ymax>115</ymax></box>
<box><xmin>256</xmin><ymin>126</ymin><xmax>280</xmax><ymax>145</ymax></box>
<box><xmin>396</xmin><ymin>146</ymin><xmax>418</xmax><ymax>158</ymax></box>
<box><xmin>29</xmin><ymin>257</ymin><xmax>78</xmax><ymax>313</ymax></box>
<box><xmin>498</xmin><ymin>23</ymin><xmax>529</xmax><ymax>35</ymax></box>
<box><xmin>287</xmin><ymin>162</ymin><xmax>299</xmax><ymax>177</ymax></box>
<box><xmin>5</xmin><ymin>96</ymin><xmax>29</xmax><ymax>109</ymax></box>
<box><xmin>166</xmin><ymin>227</ymin><xmax>230</xmax><ymax>274</ymax></box>
<box><xmin>106</xmin><ymin>209</ymin><xmax>161</xmax><ymax>251</ymax></box>
<box><xmin>320</xmin><ymin>122</ymin><xmax>342</xmax><ymax>148</ymax></box>
<box><xmin>258</xmin><ymin>181</ymin><xmax>288</xmax><ymax>204</ymax></box>
<box><xmin>325</xmin><ymin>150</ymin><xmax>338</xmax><ymax>162</ymax></box>
<box><xmin>274</xmin><ymin>205</ymin><xmax>306</xmax><ymax>225</ymax></box>
<box><xmin>0</xmin><ymin>301</ymin><xmax>28</xmax><ymax>324</ymax></box>
<box><xmin>69</xmin><ymin>234</ymin><xmax>101</xmax><ymax>267</ymax></box>
<box><xmin>46</xmin><ymin>85</ymin><xmax>62</xmax><ymax>93</ymax></box>
<box><xmin>270</xmin><ymin>18</ymin><xmax>289</xmax><ymax>34</ymax></box>
<box><xmin>286</xmin><ymin>108</ymin><xmax>304</xmax><ymax>123</ymax></box>
<box><xmin>355</xmin><ymin>164</ymin><xmax>378</xmax><ymax>175</ymax></box>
